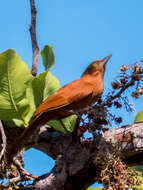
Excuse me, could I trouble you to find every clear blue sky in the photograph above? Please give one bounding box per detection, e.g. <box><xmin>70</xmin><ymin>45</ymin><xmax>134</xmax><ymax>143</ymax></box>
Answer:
<box><xmin>0</xmin><ymin>0</ymin><xmax>143</xmax><ymax>188</ymax></box>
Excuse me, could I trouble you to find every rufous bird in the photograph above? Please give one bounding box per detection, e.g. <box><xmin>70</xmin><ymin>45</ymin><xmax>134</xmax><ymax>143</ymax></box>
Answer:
<box><xmin>7</xmin><ymin>54</ymin><xmax>112</xmax><ymax>159</ymax></box>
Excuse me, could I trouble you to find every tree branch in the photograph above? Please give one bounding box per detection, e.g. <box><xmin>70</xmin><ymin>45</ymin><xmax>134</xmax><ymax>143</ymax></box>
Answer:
<box><xmin>20</xmin><ymin>135</ymin><xmax>112</xmax><ymax>190</ymax></box>
<box><xmin>0</xmin><ymin>120</ymin><xmax>7</xmax><ymax>160</ymax></box>
<box><xmin>5</xmin><ymin>122</ymin><xmax>142</xmax><ymax>190</ymax></box>
<box><xmin>23</xmin><ymin>122</ymin><xmax>143</xmax><ymax>167</ymax></box>
<box><xmin>20</xmin><ymin>128</ymin><xmax>138</xmax><ymax>190</ymax></box>
<box><xmin>25</xmin><ymin>125</ymin><xmax>73</xmax><ymax>160</ymax></box>
<box><xmin>103</xmin><ymin>122</ymin><xmax>143</xmax><ymax>166</ymax></box>
<box><xmin>104</xmin><ymin>78</ymin><xmax>135</xmax><ymax>106</ymax></box>
<box><xmin>29</xmin><ymin>0</ymin><xmax>39</xmax><ymax>76</ymax></box>
<box><xmin>13</xmin><ymin>156</ymin><xmax>38</xmax><ymax>180</ymax></box>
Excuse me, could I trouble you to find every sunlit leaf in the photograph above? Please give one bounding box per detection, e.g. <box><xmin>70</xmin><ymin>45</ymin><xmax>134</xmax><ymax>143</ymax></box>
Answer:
<box><xmin>48</xmin><ymin>114</ymin><xmax>77</xmax><ymax>134</ymax></box>
<box><xmin>135</xmin><ymin>110</ymin><xmax>143</xmax><ymax>123</ymax></box>
<box><xmin>41</xmin><ymin>45</ymin><xmax>55</xmax><ymax>70</ymax></box>
<box><xmin>0</xmin><ymin>49</ymin><xmax>33</xmax><ymax>123</ymax></box>
<box><xmin>26</xmin><ymin>70</ymin><xmax>60</xmax><ymax>110</ymax></box>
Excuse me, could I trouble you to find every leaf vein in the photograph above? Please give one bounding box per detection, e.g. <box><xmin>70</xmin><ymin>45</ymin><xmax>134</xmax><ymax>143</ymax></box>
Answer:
<box><xmin>7</xmin><ymin>61</ymin><xmax>18</xmax><ymax>112</ymax></box>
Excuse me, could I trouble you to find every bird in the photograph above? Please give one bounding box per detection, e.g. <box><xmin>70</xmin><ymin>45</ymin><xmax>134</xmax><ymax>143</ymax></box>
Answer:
<box><xmin>7</xmin><ymin>54</ymin><xmax>112</xmax><ymax>160</ymax></box>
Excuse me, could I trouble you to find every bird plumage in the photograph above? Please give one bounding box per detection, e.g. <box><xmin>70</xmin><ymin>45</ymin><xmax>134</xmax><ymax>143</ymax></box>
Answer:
<box><xmin>7</xmin><ymin>54</ymin><xmax>112</xmax><ymax>160</ymax></box>
<box><xmin>34</xmin><ymin>54</ymin><xmax>112</xmax><ymax>121</ymax></box>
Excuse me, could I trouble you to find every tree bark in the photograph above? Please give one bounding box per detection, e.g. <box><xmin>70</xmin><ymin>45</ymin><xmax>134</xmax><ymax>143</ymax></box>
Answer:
<box><xmin>103</xmin><ymin>122</ymin><xmax>143</xmax><ymax>165</ymax></box>
<box><xmin>20</xmin><ymin>122</ymin><xmax>143</xmax><ymax>190</ymax></box>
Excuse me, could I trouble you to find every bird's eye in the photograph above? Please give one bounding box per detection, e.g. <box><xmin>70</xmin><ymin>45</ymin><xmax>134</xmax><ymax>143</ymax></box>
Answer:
<box><xmin>92</xmin><ymin>63</ymin><xmax>97</xmax><ymax>67</ymax></box>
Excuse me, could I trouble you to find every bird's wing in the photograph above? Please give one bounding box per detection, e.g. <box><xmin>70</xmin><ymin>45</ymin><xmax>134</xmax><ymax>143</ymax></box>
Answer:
<box><xmin>34</xmin><ymin>78</ymin><xmax>94</xmax><ymax>117</ymax></box>
<box><xmin>35</xmin><ymin>94</ymin><xmax>69</xmax><ymax>116</ymax></box>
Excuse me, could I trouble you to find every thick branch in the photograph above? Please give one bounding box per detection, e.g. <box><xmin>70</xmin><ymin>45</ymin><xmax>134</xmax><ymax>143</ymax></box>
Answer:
<box><xmin>103</xmin><ymin>122</ymin><xmax>143</xmax><ymax>166</ymax></box>
<box><xmin>14</xmin><ymin>122</ymin><xmax>143</xmax><ymax>190</ymax></box>
<box><xmin>20</xmin><ymin>135</ymin><xmax>112</xmax><ymax>190</ymax></box>
<box><xmin>29</xmin><ymin>0</ymin><xmax>39</xmax><ymax>76</ymax></box>
<box><xmin>24</xmin><ymin>125</ymin><xmax>73</xmax><ymax>160</ymax></box>
<box><xmin>24</xmin><ymin>122</ymin><xmax>143</xmax><ymax>166</ymax></box>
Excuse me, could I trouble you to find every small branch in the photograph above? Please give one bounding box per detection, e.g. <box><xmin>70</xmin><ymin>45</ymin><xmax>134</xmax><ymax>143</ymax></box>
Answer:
<box><xmin>29</xmin><ymin>0</ymin><xmax>39</xmax><ymax>76</ymax></box>
<box><xmin>9</xmin><ymin>176</ymin><xmax>21</xmax><ymax>184</ymax></box>
<box><xmin>110</xmin><ymin>79</ymin><xmax>134</xmax><ymax>101</ymax></box>
<box><xmin>0</xmin><ymin>120</ymin><xmax>7</xmax><ymax>160</ymax></box>
<box><xmin>13</xmin><ymin>156</ymin><xmax>38</xmax><ymax>180</ymax></box>
<box><xmin>103</xmin><ymin>79</ymin><xmax>135</xmax><ymax>108</ymax></box>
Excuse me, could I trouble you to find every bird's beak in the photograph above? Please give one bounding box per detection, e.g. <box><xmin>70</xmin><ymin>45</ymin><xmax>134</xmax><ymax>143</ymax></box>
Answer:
<box><xmin>102</xmin><ymin>54</ymin><xmax>112</xmax><ymax>66</ymax></box>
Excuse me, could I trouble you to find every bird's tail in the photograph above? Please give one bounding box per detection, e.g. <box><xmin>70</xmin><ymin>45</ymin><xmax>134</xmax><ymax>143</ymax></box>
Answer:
<box><xmin>7</xmin><ymin>108</ymin><xmax>72</xmax><ymax>160</ymax></box>
<box><xmin>7</xmin><ymin>116</ymin><xmax>42</xmax><ymax>160</ymax></box>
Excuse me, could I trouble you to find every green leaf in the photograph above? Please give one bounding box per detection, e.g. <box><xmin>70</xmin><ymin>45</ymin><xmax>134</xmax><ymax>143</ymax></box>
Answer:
<box><xmin>135</xmin><ymin>175</ymin><xmax>143</xmax><ymax>189</ymax></box>
<box><xmin>131</xmin><ymin>166</ymin><xmax>143</xmax><ymax>189</ymax></box>
<box><xmin>43</xmin><ymin>72</ymin><xmax>60</xmax><ymax>100</ymax></box>
<box><xmin>26</xmin><ymin>70</ymin><xmax>60</xmax><ymax>110</ymax></box>
<box><xmin>41</xmin><ymin>45</ymin><xmax>55</xmax><ymax>70</ymax></box>
<box><xmin>0</xmin><ymin>49</ymin><xmax>33</xmax><ymax>123</ymax></box>
<box><xmin>48</xmin><ymin>115</ymin><xmax>77</xmax><ymax>134</ymax></box>
<box><xmin>62</xmin><ymin>114</ymin><xmax>77</xmax><ymax>132</ymax></box>
<box><xmin>3</xmin><ymin>118</ymin><xmax>24</xmax><ymax>127</ymax></box>
<box><xmin>133</xmin><ymin>165</ymin><xmax>143</xmax><ymax>172</ymax></box>
<box><xmin>135</xmin><ymin>110</ymin><xmax>143</xmax><ymax>123</ymax></box>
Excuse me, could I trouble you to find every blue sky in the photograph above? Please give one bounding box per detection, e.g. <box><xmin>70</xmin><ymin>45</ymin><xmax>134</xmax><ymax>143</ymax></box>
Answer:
<box><xmin>0</xmin><ymin>0</ymin><xmax>143</xmax><ymax>188</ymax></box>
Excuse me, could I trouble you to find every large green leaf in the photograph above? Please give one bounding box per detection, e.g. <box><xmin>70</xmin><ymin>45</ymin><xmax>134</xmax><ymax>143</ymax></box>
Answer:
<box><xmin>135</xmin><ymin>110</ymin><xmax>143</xmax><ymax>123</ymax></box>
<box><xmin>41</xmin><ymin>45</ymin><xmax>55</xmax><ymax>70</ymax></box>
<box><xmin>0</xmin><ymin>49</ymin><xmax>33</xmax><ymax>123</ymax></box>
<box><xmin>26</xmin><ymin>70</ymin><xmax>60</xmax><ymax>110</ymax></box>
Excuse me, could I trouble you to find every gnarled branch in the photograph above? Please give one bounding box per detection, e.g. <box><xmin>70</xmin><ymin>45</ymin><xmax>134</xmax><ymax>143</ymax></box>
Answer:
<box><xmin>18</xmin><ymin>122</ymin><xmax>143</xmax><ymax>189</ymax></box>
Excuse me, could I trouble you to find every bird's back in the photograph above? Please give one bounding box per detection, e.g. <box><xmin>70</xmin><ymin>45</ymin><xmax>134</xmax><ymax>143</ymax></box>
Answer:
<box><xmin>34</xmin><ymin>72</ymin><xmax>104</xmax><ymax>120</ymax></box>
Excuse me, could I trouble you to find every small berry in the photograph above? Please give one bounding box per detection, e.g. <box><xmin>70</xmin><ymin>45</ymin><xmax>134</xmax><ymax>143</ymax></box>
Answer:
<box><xmin>132</xmin><ymin>73</ymin><xmax>140</xmax><ymax>81</ymax></box>
<box><xmin>77</xmin><ymin>125</ymin><xmax>87</xmax><ymax>133</ymax></box>
<box><xmin>111</xmin><ymin>81</ymin><xmax>122</xmax><ymax>90</ymax></box>
<box><xmin>102</xmin><ymin>127</ymin><xmax>109</xmax><ymax>132</ymax></box>
<box><xmin>120</xmin><ymin>65</ymin><xmax>128</xmax><ymax>71</ymax></box>
<box><xmin>115</xmin><ymin>117</ymin><xmax>122</xmax><ymax>124</ymax></box>
<box><xmin>138</xmin><ymin>87</ymin><xmax>143</xmax><ymax>94</ymax></box>
<box><xmin>132</xmin><ymin>92</ymin><xmax>139</xmax><ymax>98</ymax></box>
<box><xmin>134</xmin><ymin>64</ymin><xmax>140</xmax><ymax>72</ymax></box>
<box><xmin>120</xmin><ymin>78</ymin><xmax>127</xmax><ymax>85</ymax></box>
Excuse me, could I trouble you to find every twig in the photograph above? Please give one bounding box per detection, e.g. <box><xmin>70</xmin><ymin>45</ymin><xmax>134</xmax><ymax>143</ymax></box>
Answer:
<box><xmin>0</xmin><ymin>120</ymin><xmax>7</xmax><ymax>160</ymax></box>
<box><xmin>29</xmin><ymin>0</ymin><xmax>39</xmax><ymax>76</ymax></box>
<box><xmin>104</xmin><ymin>79</ymin><xmax>135</xmax><ymax>105</ymax></box>
<box><xmin>13</xmin><ymin>156</ymin><xmax>38</xmax><ymax>180</ymax></box>
<box><xmin>9</xmin><ymin>176</ymin><xmax>21</xmax><ymax>184</ymax></box>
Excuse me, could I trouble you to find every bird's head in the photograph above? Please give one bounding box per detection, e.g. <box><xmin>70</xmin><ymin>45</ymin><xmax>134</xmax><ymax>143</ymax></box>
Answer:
<box><xmin>81</xmin><ymin>54</ymin><xmax>112</xmax><ymax>77</ymax></box>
